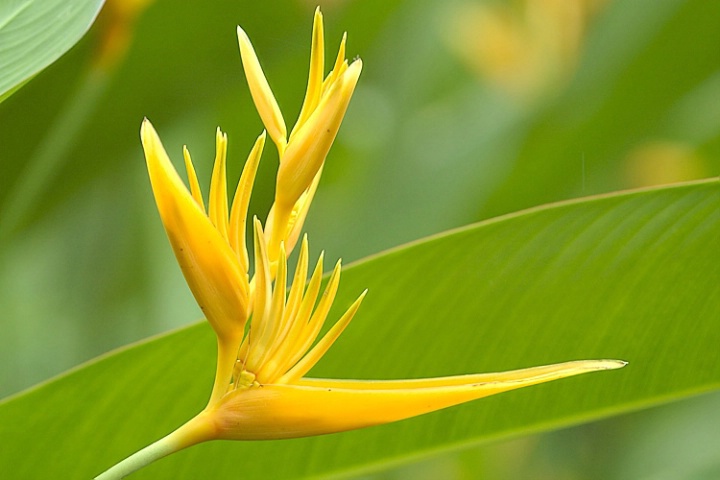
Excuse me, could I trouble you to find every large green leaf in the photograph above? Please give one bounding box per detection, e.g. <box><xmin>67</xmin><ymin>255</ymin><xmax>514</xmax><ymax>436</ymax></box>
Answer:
<box><xmin>1</xmin><ymin>179</ymin><xmax>718</xmax><ymax>479</ymax></box>
<box><xmin>0</xmin><ymin>0</ymin><xmax>104</xmax><ymax>101</ymax></box>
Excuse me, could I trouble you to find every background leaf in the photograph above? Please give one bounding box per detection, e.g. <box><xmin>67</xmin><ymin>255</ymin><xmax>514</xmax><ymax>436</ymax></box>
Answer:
<box><xmin>1</xmin><ymin>179</ymin><xmax>717</xmax><ymax>479</ymax></box>
<box><xmin>0</xmin><ymin>0</ymin><xmax>104</xmax><ymax>101</ymax></box>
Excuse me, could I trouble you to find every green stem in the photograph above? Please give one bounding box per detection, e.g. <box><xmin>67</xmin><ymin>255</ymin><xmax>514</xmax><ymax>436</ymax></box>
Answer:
<box><xmin>94</xmin><ymin>413</ymin><xmax>215</xmax><ymax>479</ymax></box>
<box><xmin>94</xmin><ymin>435</ymin><xmax>175</xmax><ymax>480</ymax></box>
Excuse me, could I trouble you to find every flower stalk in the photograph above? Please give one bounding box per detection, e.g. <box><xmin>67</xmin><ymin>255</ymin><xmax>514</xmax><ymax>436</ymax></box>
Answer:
<box><xmin>95</xmin><ymin>413</ymin><xmax>215</xmax><ymax>480</ymax></box>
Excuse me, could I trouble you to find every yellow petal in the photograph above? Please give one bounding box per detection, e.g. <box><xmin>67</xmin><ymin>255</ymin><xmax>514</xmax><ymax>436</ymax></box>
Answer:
<box><xmin>276</xmin><ymin>59</ymin><xmax>362</xmax><ymax>209</ymax></box>
<box><xmin>291</xmin><ymin>7</ymin><xmax>325</xmax><ymax>138</ymax></box>
<box><xmin>212</xmin><ymin>360</ymin><xmax>626</xmax><ymax>440</ymax></box>
<box><xmin>281</xmin><ymin>235</ymin><xmax>310</xmax><ymax>333</ymax></box>
<box><xmin>208</xmin><ymin>128</ymin><xmax>230</xmax><ymax>241</ymax></box>
<box><xmin>322</xmin><ymin>32</ymin><xmax>347</xmax><ymax>95</ymax></box>
<box><xmin>229</xmin><ymin>130</ymin><xmax>266</xmax><ymax>272</ymax></box>
<box><xmin>289</xmin><ymin>260</ymin><xmax>343</xmax><ymax>361</ymax></box>
<box><xmin>280</xmin><ymin>289</ymin><xmax>367</xmax><ymax>384</ymax></box>
<box><xmin>254</xmin><ymin>241</ymin><xmax>288</xmax><ymax>375</ymax></box>
<box><xmin>237</xmin><ymin>26</ymin><xmax>287</xmax><ymax>151</ymax></box>
<box><xmin>244</xmin><ymin>218</ymin><xmax>274</xmax><ymax>373</ymax></box>
<box><xmin>182</xmin><ymin>145</ymin><xmax>205</xmax><ymax>212</ymax></box>
<box><xmin>270</xmin><ymin>252</ymin><xmax>325</xmax><ymax>377</ymax></box>
<box><xmin>255</xmin><ymin>236</ymin><xmax>311</xmax><ymax>384</ymax></box>
<box><xmin>140</xmin><ymin>119</ymin><xmax>249</xmax><ymax>340</ymax></box>
<box><xmin>284</xmin><ymin>168</ymin><xmax>322</xmax><ymax>253</ymax></box>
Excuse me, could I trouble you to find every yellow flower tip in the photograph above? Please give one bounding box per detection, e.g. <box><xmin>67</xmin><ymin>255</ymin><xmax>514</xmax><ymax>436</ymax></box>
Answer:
<box><xmin>140</xmin><ymin>119</ymin><xmax>191</xmax><ymax>210</ymax></box>
<box><xmin>290</xmin><ymin>5</ymin><xmax>327</xmax><ymax>139</ymax></box>
<box><xmin>594</xmin><ymin>359</ymin><xmax>628</xmax><ymax>370</ymax></box>
<box><xmin>346</xmin><ymin>57</ymin><xmax>363</xmax><ymax>84</ymax></box>
<box><xmin>208</xmin><ymin>126</ymin><xmax>230</xmax><ymax>240</ymax></box>
<box><xmin>237</xmin><ymin>25</ymin><xmax>287</xmax><ymax>149</ymax></box>
<box><xmin>216</xmin><ymin>127</ymin><xmax>227</xmax><ymax>145</ymax></box>
<box><xmin>140</xmin><ymin>117</ymin><xmax>158</xmax><ymax>147</ymax></box>
<box><xmin>182</xmin><ymin>145</ymin><xmax>206</xmax><ymax>212</ymax></box>
<box><xmin>327</xmin><ymin>32</ymin><xmax>348</xmax><ymax>85</ymax></box>
<box><xmin>252</xmin><ymin>214</ymin><xmax>262</xmax><ymax>232</ymax></box>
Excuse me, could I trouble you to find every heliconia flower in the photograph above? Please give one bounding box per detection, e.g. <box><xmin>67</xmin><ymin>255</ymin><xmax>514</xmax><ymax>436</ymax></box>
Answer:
<box><xmin>95</xmin><ymin>9</ymin><xmax>626</xmax><ymax>480</ymax></box>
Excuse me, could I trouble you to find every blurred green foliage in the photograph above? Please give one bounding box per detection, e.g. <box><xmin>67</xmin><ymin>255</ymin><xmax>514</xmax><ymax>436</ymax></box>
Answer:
<box><xmin>0</xmin><ymin>0</ymin><xmax>718</xmax><ymax>478</ymax></box>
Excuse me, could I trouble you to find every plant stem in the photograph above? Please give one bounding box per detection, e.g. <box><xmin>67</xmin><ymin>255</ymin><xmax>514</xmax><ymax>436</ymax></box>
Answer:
<box><xmin>94</xmin><ymin>435</ymin><xmax>175</xmax><ymax>480</ymax></box>
<box><xmin>94</xmin><ymin>413</ymin><xmax>215</xmax><ymax>479</ymax></box>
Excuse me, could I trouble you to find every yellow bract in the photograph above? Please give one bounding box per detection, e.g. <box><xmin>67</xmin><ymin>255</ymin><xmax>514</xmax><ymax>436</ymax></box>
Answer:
<box><xmin>209</xmin><ymin>360</ymin><xmax>625</xmax><ymax>441</ymax></box>
<box><xmin>141</xmin><ymin>121</ymin><xmax>250</xmax><ymax>344</ymax></box>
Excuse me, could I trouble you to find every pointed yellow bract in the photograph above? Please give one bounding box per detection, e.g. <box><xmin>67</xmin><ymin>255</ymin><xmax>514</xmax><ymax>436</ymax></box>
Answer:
<box><xmin>97</xmin><ymin>8</ymin><xmax>625</xmax><ymax>480</ymax></box>
<box><xmin>292</xmin><ymin>7</ymin><xmax>325</xmax><ymax>135</ymax></box>
<box><xmin>140</xmin><ymin>120</ymin><xmax>249</xmax><ymax>343</ymax></box>
<box><xmin>210</xmin><ymin>360</ymin><xmax>625</xmax><ymax>440</ymax></box>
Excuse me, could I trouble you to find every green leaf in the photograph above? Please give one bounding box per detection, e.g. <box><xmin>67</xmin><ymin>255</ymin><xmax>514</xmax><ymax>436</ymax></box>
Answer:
<box><xmin>0</xmin><ymin>0</ymin><xmax>104</xmax><ymax>101</ymax></box>
<box><xmin>1</xmin><ymin>179</ymin><xmax>718</xmax><ymax>479</ymax></box>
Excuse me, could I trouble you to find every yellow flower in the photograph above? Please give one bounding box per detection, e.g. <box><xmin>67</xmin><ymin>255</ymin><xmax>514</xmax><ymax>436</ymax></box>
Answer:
<box><xmin>96</xmin><ymin>8</ymin><xmax>625</xmax><ymax>479</ymax></box>
<box><xmin>443</xmin><ymin>0</ymin><xmax>609</xmax><ymax>102</ymax></box>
